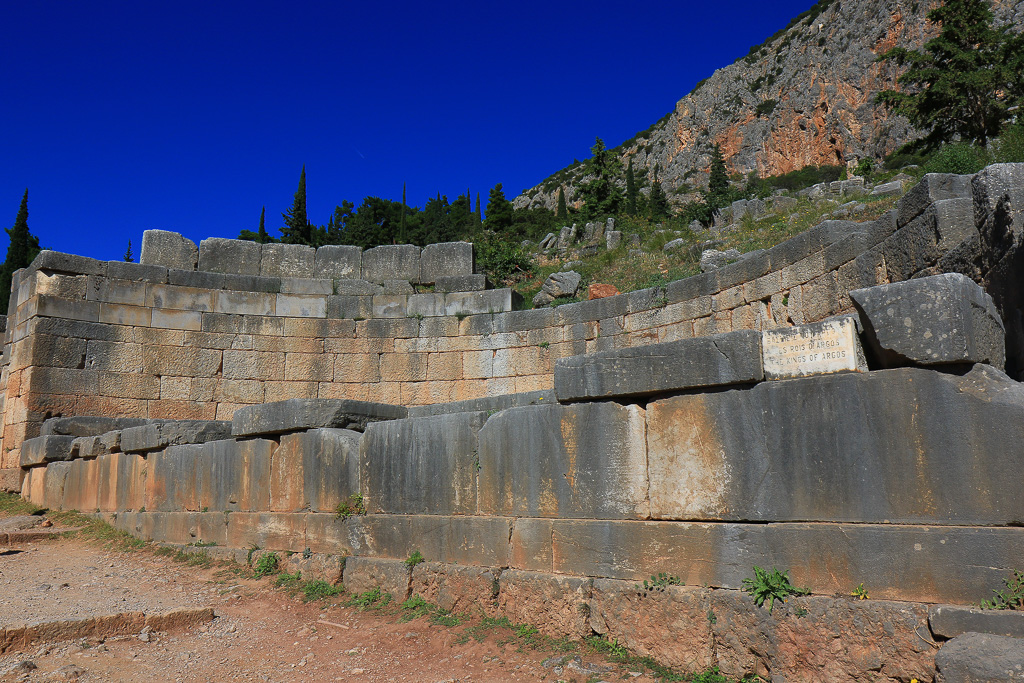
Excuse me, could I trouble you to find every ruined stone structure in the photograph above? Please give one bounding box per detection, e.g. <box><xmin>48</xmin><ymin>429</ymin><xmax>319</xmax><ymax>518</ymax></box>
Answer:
<box><xmin>7</xmin><ymin>164</ymin><xmax>1024</xmax><ymax>680</ymax></box>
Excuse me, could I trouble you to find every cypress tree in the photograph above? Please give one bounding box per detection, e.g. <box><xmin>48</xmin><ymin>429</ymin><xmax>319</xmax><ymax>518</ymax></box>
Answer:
<box><xmin>625</xmin><ymin>158</ymin><xmax>638</xmax><ymax>215</ymax></box>
<box><xmin>708</xmin><ymin>144</ymin><xmax>730</xmax><ymax>207</ymax></box>
<box><xmin>0</xmin><ymin>190</ymin><xmax>42</xmax><ymax>312</ymax></box>
<box><xmin>475</xmin><ymin>193</ymin><xmax>482</xmax><ymax>228</ymax></box>
<box><xmin>123</xmin><ymin>239</ymin><xmax>134</xmax><ymax>262</ymax></box>
<box><xmin>556</xmin><ymin>186</ymin><xmax>568</xmax><ymax>220</ymax></box>
<box><xmin>281</xmin><ymin>165</ymin><xmax>311</xmax><ymax>244</ymax></box>
<box><xmin>257</xmin><ymin>206</ymin><xmax>272</xmax><ymax>243</ymax></box>
<box><xmin>400</xmin><ymin>183</ymin><xmax>408</xmax><ymax>243</ymax></box>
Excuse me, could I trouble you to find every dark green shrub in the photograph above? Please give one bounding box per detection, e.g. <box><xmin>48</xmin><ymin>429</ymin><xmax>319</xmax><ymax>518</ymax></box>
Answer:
<box><xmin>923</xmin><ymin>143</ymin><xmax>991</xmax><ymax>174</ymax></box>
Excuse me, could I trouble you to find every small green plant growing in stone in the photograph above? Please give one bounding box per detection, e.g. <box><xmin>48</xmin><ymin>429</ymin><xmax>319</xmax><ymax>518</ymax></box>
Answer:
<box><xmin>253</xmin><ymin>552</ymin><xmax>280</xmax><ymax>578</ymax></box>
<box><xmin>634</xmin><ymin>572</ymin><xmax>682</xmax><ymax>595</ymax></box>
<box><xmin>795</xmin><ymin>607</ymin><xmax>809</xmax><ymax>618</ymax></box>
<box><xmin>405</xmin><ymin>550</ymin><xmax>425</xmax><ymax>568</ymax></box>
<box><xmin>537</xmin><ymin>341</ymin><xmax>550</xmax><ymax>349</ymax></box>
<box><xmin>742</xmin><ymin>565</ymin><xmax>808</xmax><ymax>612</ymax></box>
<box><xmin>980</xmin><ymin>570</ymin><xmax>1024</xmax><ymax>610</ymax></box>
<box><xmin>303</xmin><ymin>580</ymin><xmax>342</xmax><ymax>602</ymax></box>
<box><xmin>349</xmin><ymin>586</ymin><xmax>391</xmax><ymax>611</ymax></box>
<box><xmin>335</xmin><ymin>493</ymin><xmax>366</xmax><ymax>520</ymax></box>
<box><xmin>455</xmin><ymin>311</ymin><xmax>469</xmax><ymax>321</ymax></box>
<box><xmin>851</xmin><ymin>583</ymin><xmax>869</xmax><ymax>600</ymax></box>
<box><xmin>706</xmin><ymin>608</ymin><xmax>717</xmax><ymax>624</ymax></box>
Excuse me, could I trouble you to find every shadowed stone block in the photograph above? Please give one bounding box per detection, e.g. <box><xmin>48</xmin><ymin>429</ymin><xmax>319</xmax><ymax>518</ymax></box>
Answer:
<box><xmin>332</xmin><ymin>279</ymin><xmax>383</xmax><ymax>296</ymax></box>
<box><xmin>361</xmin><ymin>245</ymin><xmax>420</xmax><ymax>283</ymax></box>
<box><xmin>120</xmin><ymin>420</ymin><xmax>233</xmax><ymax>453</ymax></box>
<box><xmin>29</xmin><ymin>251</ymin><xmax>106</xmax><ymax>276</ymax></box>
<box><xmin>71</xmin><ymin>431</ymin><xmax>122</xmax><ymax>459</ymax></box>
<box><xmin>896</xmin><ymin>172</ymin><xmax>973</xmax><ymax>227</ymax></box>
<box><xmin>198</xmin><ymin>238</ymin><xmax>262</xmax><ymax>276</ymax></box>
<box><xmin>554</xmin><ymin>330</ymin><xmax>763</xmax><ymax>402</ymax></box>
<box><xmin>232</xmin><ymin>398</ymin><xmax>407</xmax><ymax>437</ymax></box>
<box><xmin>406</xmin><ymin>390</ymin><xmax>553</xmax><ymax>417</ymax></box>
<box><xmin>361</xmin><ymin>412</ymin><xmax>486</xmax><ymax>515</ymax></box>
<box><xmin>935</xmin><ymin>632</ymin><xmax>1024</xmax><ymax>682</ymax></box>
<box><xmin>20</xmin><ymin>435</ymin><xmax>75</xmax><ymax>467</ymax></box>
<box><xmin>478</xmin><ymin>402</ymin><xmax>649</xmax><ymax>519</ymax></box>
<box><xmin>40</xmin><ymin>416</ymin><xmax>152</xmax><ymax>437</ymax></box>
<box><xmin>931</xmin><ymin>605</ymin><xmax>1024</xmax><ymax>639</ymax></box>
<box><xmin>141</xmin><ymin>230</ymin><xmax>199</xmax><ymax>271</ymax></box>
<box><xmin>419</xmin><ymin>242</ymin><xmax>474</xmax><ymax>283</ymax></box>
<box><xmin>260</xmin><ymin>243</ymin><xmax>314</xmax><ymax>278</ymax></box>
<box><xmin>434</xmin><ymin>274</ymin><xmax>486</xmax><ymax>292</ymax></box>
<box><xmin>345</xmin><ymin>514</ymin><xmax>512</xmax><ymax>567</ymax></box>
<box><xmin>314</xmin><ymin>245</ymin><xmax>362</xmax><ymax>279</ymax></box>
<box><xmin>851</xmin><ymin>273</ymin><xmax>1005</xmax><ymax>369</ymax></box>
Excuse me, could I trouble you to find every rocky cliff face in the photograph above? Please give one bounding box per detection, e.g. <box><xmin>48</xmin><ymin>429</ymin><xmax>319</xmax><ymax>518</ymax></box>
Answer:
<box><xmin>514</xmin><ymin>0</ymin><xmax>1024</xmax><ymax>211</ymax></box>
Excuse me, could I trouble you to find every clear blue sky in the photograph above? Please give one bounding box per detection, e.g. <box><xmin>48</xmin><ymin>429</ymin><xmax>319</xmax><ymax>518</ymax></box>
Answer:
<box><xmin>2</xmin><ymin>0</ymin><xmax>813</xmax><ymax>260</ymax></box>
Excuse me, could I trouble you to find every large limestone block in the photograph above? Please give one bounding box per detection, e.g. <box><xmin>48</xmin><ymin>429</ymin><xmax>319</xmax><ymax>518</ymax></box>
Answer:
<box><xmin>434</xmin><ymin>274</ymin><xmax>486</xmax><ymax>293</ymax></box>
<box><xmin>554</xmin><ymin>330</ymin><xmax>763</xmax><ymax>401</ymax></box>
<box><xmin>360</xmin><ymin>412</ymin><xmax>486</xmax><ymax>515</ymax></box>
<box><xmin>419</xmin><ymin>242</ymin><xmax>474</xmax><ymax>283</ymax></box>
<box><xmin>120</xmin><ymin>420</ymin><xmax>233</xmax><ymax>453</ymax></box>
<box><xmin>478</xmin><ymin>402</ymin><xmax>649</xmax><ymax>519</ymax></box>
<box><xmin>646</xmin><ymin>365</ymin><xmax>1024</xmax><ymax>525</ymax></box>
<box><xmin>232</xmin><ymin>398</ymin><xmax>407</xmax><ymax>437</ymax></box>
<box><xmin>314</xmin><ymin>245</ymin><xmax>362</xmax><ymax>279</ymax></box>
<box><xmin>360</xmin><ymin>245</ymin><xmax>420</xmax><ymax>283</ymax></box>
<box><xmin>141</xmin><ymin>230</ymin><xmax>199</xmax><ymax>271</ymax></box>
<box><xmin>412</xmin><ymin>562</ymin><xmax>501</xmax><ymax>615</ymax></box>
<box><xmin>498</xmin><ymin>570</ymin><xmax>593</xmax><ymax>639</ymax></box>
<box><xmin>19</xmin><ymin>435</ymin><xmax>75</xmax><ymax>467</ymax></box>
<box><xmin>259</xmin><ymin>243</ymin><xmax>314</xmax><ymax>278</ymax></box>
<box><xmin>935</xmin><ymin>632</ymin><xmax>1024</xmax><ymax>682</ymax></box>
<box><xmin>270</xmin><ymin>429</ymin><xmax>359</xmax><ymax>513</ymax></box>
<box><xmin>197</xmin><ymin>238</ymin><xmax>262</xmax><ymax>276</ymax></box>
<box><xmin>342</xmin><ymin>557</ymin><xmax>411</xmax><ymax>601</ymax></box>
<box><xmin>897</xmin><ymin>172</ymin><xmax>974</xmax><ymax>227</ymax></box>
<box><xmin>194</xmin><ymin>438</ymin><xmax>274</xmax><ymax>512</ymax></box>
<box><xmin>851</xmin><ymin>273</ymin><xmax>1005</xmax><ymax>369</ymax></box>
<box><xmin>342</xmin><ymin>514</ymin><xmax>511</xmax><ymax>567</ymax></box>
<box><xmin>40</xmin><ymin>416</ymin><xmax>152</xmax><ymax>437</ymax></box>
<box><xmin>931</xmin><ymin>605</ymin><xmax>1024</xmax><ymax>640</ymax></box>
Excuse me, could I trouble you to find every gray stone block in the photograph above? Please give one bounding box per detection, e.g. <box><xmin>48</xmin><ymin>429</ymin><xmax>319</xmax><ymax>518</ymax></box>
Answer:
<box><xmin>314</xmin><ymin>245</ymin><xmax>362</xmax><ymax>280</ymax></box>
<box><xmin>194</xmin><ymin>438</ymin><xmax>274</xmax><ymax>512</ymax></box>
<box><xmin>646</xmin><ymin>364</ymin><xmax>1024</xmax><ymax>525</ymax></box>
<box><xmin>361</xmin><ymin>412</ymin><xmax>486</xmax><ymax>515</ymax></box>
<box><xmin>19</xmin><ymin>435</ymin><xmax>76</xmax><ymax>467</ymax></box>
<box><xmin>554</xmin><ymin>330</ymin><xmax>763</xmax><ymax>401</ymax></box>
<box><xmin>665</xmin><ymin>272</ymin><xmax>718</xmax><ymax>303</ymax></box>
<box><xmin>198</xmin><ymin>238</ymin><xmax>262</xmax><ymax>276</ymax></box>
<box><xmin>380</xmin><ymin>279</ymin><xmax>415</xmax><ymax>294</ymax></box>
<box><xmin>120</xmin><ymin>420</ymin><xmax>233</xmax><ymax>453</ymax></box>
<box><xmin>332</xmin><ymin>279</ymin><xmax>383</xmax><ymax>296</ymax></box>
<box><xmin>342</xmin><ymin>557</ymin><xmax>411</xmax><ymax>601</ymax></box>
<box><xmin>327</xmin><ymin>295</ymin><xmax>372</xmax><ymax>320</ymax></box>
<box><xmin>40</xmin><ymin>416</ymin><xmax>152</xmax><ymax>437</ymax></box>
<box><xmin>259</xmin><ymin>243</ymin><xmax>314</xmax><ymax>278</ymax></box>
<box><xmin>361</xmin><ymin>245</ymin><xmax>420</xmax><ymax>283</ymax></box>
<box><xmin>346</xmin><ymin>514</ymin><xmax>512</xmax><ymax>567</ymax></box>
<box><xmin>870</xmin><ymin>180</ymin><xmax>905</xmax><ymax>196</ymax></box>
<box><xmin>232</xmin><ymin>398</ymin><xmax>407</xmax><ymax>437</ymax></box>
<box><xmin>166</xmin><ymin>268</ymin><xmax>282</xmax><ymax>293</ymax></box>
<box><xmin>478</xmin><ymin>402</ymin><xmax>649</xmax><ymax>519</ymax></box>
<box><xmin>105</xmin><ymin>260</ymin><xmax>169</xmax><ymax>284</ymax></box>
<box><xmin>71</xmin><ymin>431</ymin><xmax>122</xmax><ymax>459</ymax></box>
<box><xmin>897</xmin><ymin>172</ymin><xmax>974</xmax><ymax>227</ymax></box>
<box><xmin>931</xmin><ymin>605</ymin><xmax>1024</xmax><ymax>640</ymax></box>
<box><xmin>289</xmin><ymin>429</ymin><xmax>361</xmax><ymax>513</ymax></box>
<box><xmin>935</xmin><ymin>632</ymin><xmax>1024</xmax><ymax>682</ymax></box>
<box><xmin>434</xmin><ymin>274</ymin><xmax>486</xmax><ymax>293</ymax></box>
<box><xmin>851</xmin><ymin>273</ymin><xmax>1005</xmax><ymax>369</ymax></box>
<box><xmin>443</xmin><ymin>289</ymin><xmax>512</xmax><ymax>315</ymax></box>
<box><xmin>29</xmin><ymin>251</ymin><xmax>106</xmax><ymax>276</ymax></box>
<box><xmin>141</xmin><ymin>230</ymin><xmax>199</xmax><ymax>271</ymax></box>
<box><xmin>419</xmin><ymin>242</ymin><xmax>474</xmax><ymax>283</ymax></box>
<box><xmin>406</xmin><ymin>390</ymin><xmax>554</xmax><ymax>418</ymax></box>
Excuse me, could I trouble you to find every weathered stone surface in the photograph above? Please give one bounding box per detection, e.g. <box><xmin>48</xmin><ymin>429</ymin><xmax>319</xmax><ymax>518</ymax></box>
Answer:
<box><xmin>897</xmin><ymin>172</ymin><xmax>974</xmax><ymax>227</ymax></box>
<box><xmin>498</xmin><ymin>570</ymin><xmax>592</xmax><ymax>638</ymax></box>
<box><xmin>105</xmin><ymin>260</ymin><xmax>169</xmax><ymax>284</ymax></box>
<box><xmin>871</xmin><ymin>179</ymin><xmax>905</xmax><ymax>196</ymax></box>
<box><xmin>406</xmin><ymin>390</ymin><xmax>553</xmax><ymax>418</ymax></box>
<box><xmin>71</xmin><ymin>431</ymin><xmax>122</xmax><ymax>459</ymax></box>
<box><xmin>589</xmin><ymin>580</ymin><xmax>714</xmax><ymax>670</ymax></box>
<box><xmin>270</xmin><ymin>428</ymin><xmax>359</xmax><ymax>513</ymax></box>
<box><xmin>360</xmin><ymin>245</ymin><xmax>420</xmax><ymax>283</ymax></box>
<box><xmin>331</xmin><ymin>279</ymin><xmax>383</xmax><ymax>296</ymax></box>
<box><xmin>478</xmin><ymin>402</ymin><xmax>649</xmax><ymax>519</ymax></box>
<box><xmin>232</xmin><ymin>398</ymin><xmax>407</xmax><ymax>437</ymax></box>
<box><xmin>936</xmin><ymin>632</ymin><xmax>1024</xmax><ymax>682</ymax></box>
<box><xmin>544</xmin><ymin>271</ymin><xmax>580</xmax><ymax>298</ymax></box>
<box><xmin>197</xmin><ymin>238</ymin><xmax>262</xmax><ymax>276</ymax></box>
<box><xmin>851</xmin><ymin>273</ymin><xmax>1006</xmax><ymax>369</ymax></box>
<box><xmin>120</xmin><ymin>421</ymin><xmax>233</xmax><ymax>453</ymax></box>
<box><xmin>259</xmin><ymin>243</ymin><xmax>314</xmax><ymax>278</ymax></box>
<box><xmin>0</xmin><ymin>468</ymin><xmax>22</xmax><ymax>493</ymax></box>
<box><xmin>194</xmin><ymin>438</ymin><xmax>275</xmax><ymax>512</ymax></box>
<box><xmin>281</xmin><ymin>553</ymin><xmax>345</xmax><ymax>586</ymax></box>
<box><xmin>646</xmin><ymin>365</ymin><xmax>1024</xmax><ymax>524</ymax></box>
<box><xmin>361</xmin><ymin>412</ymin><xmax>485</xmax><ymax>515</ymax></box>
<box><xmin>342</xmin><ymin>557</ymin><xmax>411</xmax><ymax>601</ymax></box>
<box><xmin>411</xmin><ymin>562</ymin><xmax>500</xmax><ymax>615</ymax></box>
<box><xmin>606</xmin><ymin>230</ymin><xmax>622</xmax><ymax>250</ymax></box>
<box><xmin>762</xmin><ymin>316</ymin><xmax>866</xmax><ymax>379</ymax></box>
<box><xmin>346</xmin><ymin>515</ymin><xmax>511</xmax><ymax>567</ymax></box>
<box><xmin>19</xmin><ymin>436</ymin><xmax>75</xmax><ymax>467</ymax></box>
<box><xmin>587</xmin><ymin>283</ymin><xmax>620</xmax><ymax>300</ymax></box>
<box><xmin>700</xmin><ymin>248</ymin><xmax>742</xmax><ymax>272</ymax></box>
<box><xmin>554</xmin><ymin>330</ymin><xmax>763</xmax><ymax>401</ymax></box>
<box><xmin>433</xmin><ymin>274</ymin><xmax>486</xmax><ymax>293</ymax></box>
<box><xmin>932</xmin><ymin>606</ymin><xmax>1024</xmax><ymax>640</ymax></box>
<box><xmin>419</xmin><ymin>242</ymin><xmax>473</xmax><ymax>283</ymax></box>
<box><xmin>314</xmin><ymin>245</ymin><xmax>361</xmax><ymax>280</ymax></box>
<box><xmin>141</xmin><ymin>230</ymin><xmax>200</xmax><ymax>271</ymax></box>
<box><xmin>40</xmin><ymin>416</ymin><xmax>152</xmax><ymax>437</ymax></box>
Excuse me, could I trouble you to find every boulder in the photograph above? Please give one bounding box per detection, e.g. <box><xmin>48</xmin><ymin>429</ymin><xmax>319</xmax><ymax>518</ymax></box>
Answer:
<box><xmin>605</xmin><ymin>230</ymin><xmax>622</xmax><ymax>250</ymax></box>
<box><xmin>663</xmin><ymin>238</ymin><xmax>686</xmax><ymax>252</ymax></box>
<box><xmin>541</xmin><ymin>271</ymin><xmax>581</xmax><ymax>300</ymax></box>
<box><xmin>700</xmin><ymin>248</ymin><xmax>742</xmax><ymax>272</ymax></box>
<box><xmin>587</xmin><ymin>283</ymin><xmax>620</xmax><ymax>300</ymax></box>
<box><xmin>850</xmin><ymin>273</ymin><xmax>1006</xmax><ymax>369</ymax></box>
<box><xmin>935</xmin><ymin>632</ymin><xmax>1024</xmax><ymax>682</ymax></box>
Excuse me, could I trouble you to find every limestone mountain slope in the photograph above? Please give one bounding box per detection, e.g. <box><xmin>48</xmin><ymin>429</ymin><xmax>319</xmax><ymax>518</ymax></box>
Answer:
<box><xmin>514</xmin><ymin>0</ymin><xmax>1024</xmax><ymax>211</ymax></box>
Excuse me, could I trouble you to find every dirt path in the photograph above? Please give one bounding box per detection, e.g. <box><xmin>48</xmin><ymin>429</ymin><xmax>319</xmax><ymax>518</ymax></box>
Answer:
<box><xmin>0</xmin><ymin>519</ymin><xmax>660</xmax><ymax>683</ymax></box>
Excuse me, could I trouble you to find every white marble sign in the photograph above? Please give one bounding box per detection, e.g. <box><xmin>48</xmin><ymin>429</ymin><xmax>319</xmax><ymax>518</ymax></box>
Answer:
<box><xmin>762</xmin><ymin>318</ymin><xmax>864</xmax><ymax>380</ymax></box>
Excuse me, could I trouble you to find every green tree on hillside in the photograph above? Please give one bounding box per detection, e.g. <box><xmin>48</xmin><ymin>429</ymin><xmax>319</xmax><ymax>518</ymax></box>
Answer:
<box><xmin>484</xmin><ymin>183</ymin><xmax>514</xmax><ymax>233</ymax></box>
<box><xmin>556</xmin><ymin>186</ymin><xmax>568</xmax><ymax>221</ymax></box>
<box><xmin>708</xmin><ymin>144</ymin><xmax>730</xmax><ymax>203</ymax></box>
<box><xmin>0</xmin><ymin>190</ymin><xmax>42</xmax><ymax>312</ymax></box>
<box><xmin>281</xmin><ymin>165</ymin><xmax>312</xmax><ymax>244</ymax></box>
<box><xmin>625</xmin><ymin>158</ymin><xmax>639</xmax><ymax>216</ymax></box>
<box><xmin>123</xmin><ymin>240</ymin><xmax>134</xmax><ymax>262</ymax></box>
<box><xmin>239</xmin><ymin>206</ymin><xmax>276</xmax><ymax>243</ymax></box>
<box><xmin>578</xmin><ymin>137</ymin><xmax>623</xmax><ymax>218</ymax></box>
<box><xmin>647</xmin><ymin>166</ymin><xmax>671</xmax><ymax>219</ymax></box>
<box><xmin>877</xmin><ymin>0</ymin><xmax>1024</xmax><ymax>147</ymax></box>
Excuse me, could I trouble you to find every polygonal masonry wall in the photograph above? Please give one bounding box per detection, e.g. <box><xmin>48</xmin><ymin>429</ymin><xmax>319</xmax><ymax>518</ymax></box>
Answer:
<box><xmin>1</xmin><ymin>164</ymin><xmax>1022</xmax><ymax>475</ymax></box>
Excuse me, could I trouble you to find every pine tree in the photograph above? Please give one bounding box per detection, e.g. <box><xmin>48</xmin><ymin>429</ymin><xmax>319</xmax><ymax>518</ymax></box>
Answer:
<box><xmin>877</xmin><ymin>0</ymin><xmax>1024</xmax><ymax>147</ymax></box>
<box><xmin>647</xmin><ymin>167</ymin><xmax>671</xmax><ymax>219</ymax></box>
<box><xmin>281</xmin><ymin>165</ymin><xmax>311</xmax><ymax>244</ymax></box>
<box><xmin>625</xmin><ymin>158</ymin><xmax>638</xmax><ymax>216</ymax></box>
<box><xmin>578</xmin><ymin>137</ymin><xmax>623</xmax><ymax>218</ymax></box>
<box><xmin>0</xmin><ymin>190</ymin><xmax>42</xmax><ymax>312</ymax></box>
<box><xmin>484</xmin><ymin>183</ymin><xmax>514</xmax><ymax>232</ymax></box>
<box><xmin>556</xmin><ymin>186</ymin><xmax>568</xmax><ymax>221</ymax></box>
<box><xmin>123</xmin><ymin>239</ymin><xmax>134</xmax><ymax>262</ymax></box>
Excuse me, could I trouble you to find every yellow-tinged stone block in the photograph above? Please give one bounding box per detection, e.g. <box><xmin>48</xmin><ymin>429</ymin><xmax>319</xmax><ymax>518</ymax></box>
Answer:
<box><xmin>142</xmin><ymin>345</ymin><xmax>221</xmax><ymax>377</ymax></box>
<box><xmin>146</xmin><ymin>284</ymin><xmax>215</xmax><ymax>311</ymax></box>
<box><xmin>253</xmin><ymin>335</ymin><xmax>323</xmax><ymax>353</ymax></box>
<box><xmin>264</xmin><ymin>381</ymin><xmax>319</xmax><ymax>402</ymax></box>
<box><xmin>218</xmin><ymin>379</ymin><xmax>265</xmax><ymax>404</ymax></box>
<box><xmin>285</xmin><ymin>353</ymin><xmax>335</xmax><ymax>382</ymax></box>
<box><xmin>426</xmin><ymin>352</ymin><xmax>462</xmax><ymax>381</ymax></box>
<box><xmin>134</xmin><ymin>327</ymin><xmax>185</xmax><ymax>346</ymax></box>
<box><xmin>151</xmin><ymin>308</ymin><xmax>202</xmax><ymax>331</ymax></box>
<box><xmin>99</xmin><ymin>303</ymin><xmax>152</xmax><ymax>327</ymax></box>
<box><xmin>147</xmin><ymin>400</ymin><xmax>217</xmax><ymax>421</ymax></box>
<box><xmin>462</xmin><ymin>350</ymin><xmax>493</xmax><ymax>379</ymax></box>
<box><xmin>334</xmin><ymin>353</ymin><xmax>381</xmax><ymax>382</ymax></box>
<box><xmin>222</xmin><ymin>350</ymin><xmax>284</xmax><ymax>380</ymax></box>
<box><xmin>98</xmin><ymin>372</ymin><xmax>161</xmax><ymax>399</ymax></box>
<box><xmin>380</xmin><ymin>352</ymin><xmax>427</xmax><ymax>382</ymax></box>
<box><xmin>160</xmin><ymin>376</ymin><xmax>191</xmax><ymax>401</ymax></box>
<box><xmin>325</xmin><ymin>337</ymin><xmax>394</xmax><ymax>354</ymax></box>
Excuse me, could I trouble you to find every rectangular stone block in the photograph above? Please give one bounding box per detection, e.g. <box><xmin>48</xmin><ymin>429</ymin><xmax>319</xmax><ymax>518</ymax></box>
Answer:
<box><xmin>146</xmin><ymin>284</ymin><xmax>215</xmax><ymax>311</ymax></box>
<box><xmin>144</xmin><ymin>447</ymin><xmax>201</xmax><ymax>512</ymax></box>
<box><xmin>314</xmin><ymin>245</ymin><xmax>362</xmax><ymax>280</ymax></box>
<box><xmin>443</xmin><ymin>289</ymin><xmax>512</xmax><ymax>315</ymax></box>
<box><xmin>213</xmin><ymin>290</ymin><xmax>274</xmax><ymax>316</ymax></box>
<box><xmin>371</xmin><ymin>294</ymin><xmax>408</xmax><ymax>318</ymax></box>
<box><xmin>41</xmin><ymin>417</ymin><xmax>151</xmax><ymax>439</ymax></box>
<box><xmin>419</xmin><ymin>242</ymin><xmax>474</xmax><ymax>283</ymax></box>
<box><xmin>361</xmin><ymin>244</ymin><xmax>420</xmax><ymax>283</ymax></box>
<box><xmin>29</xmin><ymin>250</ymin><xmax>106</xmax><ymax>276</ymax></box>
<box><xmin>498</xmin><ymin>570</ymin><xmax>593</xmax><ymax>638</ymax></box>
<box><xmin>224</xmin><ymin>512</ymin><xmax>306</xmax><ymax>552</ymax></box>
<box><xmin>19</xmin><ymin>435</ymin><xmax>76</xmax><ymax>467</ymax></box>
<box><xmin>897</xmin><ymin>172</ymin><xmax>974</xmax><ymax>227</ymax></box>
<box><xmin>361</xmin><ymin>412</ymin><xmax>486</xmax><ymax>515</ymax></box>
<box><xmin>762</xmin><ymin>317</ymin><xmax>865</xmax><ymax>379</ymax></box>
<box><xmin>168</xmin><ymin>269</ymin><xmax>282</xmax><ymax>294</ymax></box>
<box><xmin>270</xmin><ymin>429</ymin><xmax>359</xmax><ymax>513</ymax></box>
<box><xmin>105</xmin><ymin>260</ymin><xmax>169</xmax><ymax>284</ymax></box>
<box><xmin>195</xmin><ymin>438</ymin><xmax>274</xmax><ymax>512</ymax></box>
<box><xmin>278</xmin><ymin>277</ymin><xmax>332</xmax><ymax>296</ymax></box>
<box><xmin>232</xmin><ymin>398</ymin><xmax>406</xmax><ymax>437</ymax></box>
<box><xmin>407</xmin><ymin>293</ymin><xmax>445</xmax><ymax>318</ymax></box>
<box><xmin>260</xmin><ymin>243</ymin><xmax>314</xmax><ymax>278</ymax></box>
<box><xmin>554</xmin><ymin>329</ymin><xmax>763</xmax><ymax>401</ymax></box>
<box><xmin>347</xmin><ymin>514</ymin><xmax>512</xmax><ymax>567</ymax></box>
<box><xmin>478</xmin><ymin>402</ymin><xmax>648</xmax><ymax>519</ymax></box>
<box><xmin>86</xmin><ymin>277</ymin><xmax>147</xmax><ymax>306</ymax></box>
<box><xmin>42</xmin><ymin>461</ymin><xmax>72</xmax><ymax>509</ymax></box>
<box><xmin>411</xmin><ymin>562</ymin><xmax>500</xmax><ymax>615</ymax></box>
<box><xmin>342</xmin><ymin>557</ymin><xmax>411</xmax><ymax>601</ymax></box>
<box><xmin>433</xmin><ymin>274</ymin><xmax>486</xmax><ymax>293</ymax></box>
<box><xmin>141</xmin><ymin>230</ymin><xmax>199</xmax><ymax>271</ymax></box>
<box><xmin>120</xmin><ymin>420</ymin><xmax>232</xmax><ymax>453</ymax></box>
<box><xmin>275</xmin><ymin>294</ymin><xmax>326</xmax><ymax>318</ymax></box>
<box><xmin>198</xmin><ymin>238</ymin><xmax>262</xmax><ymax>276</ymax></box>
<box><xmin>327</xmin><ymin>295</ymin><xmax>373</xmax><ymax>320</ymax></box>
<box><xmin>930</xmin><ymin>605</ymin><xmax>1024</xmax><ymax>639</ymax></box>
